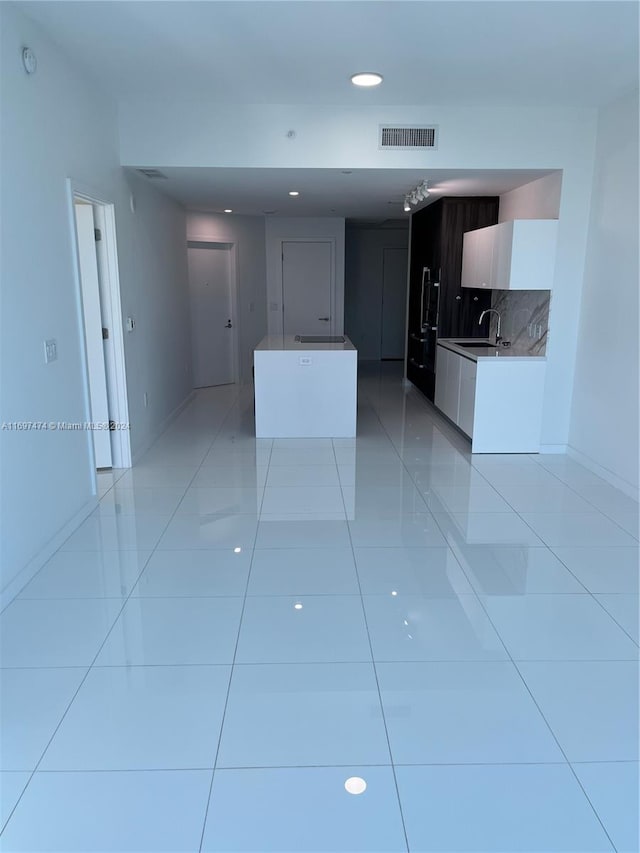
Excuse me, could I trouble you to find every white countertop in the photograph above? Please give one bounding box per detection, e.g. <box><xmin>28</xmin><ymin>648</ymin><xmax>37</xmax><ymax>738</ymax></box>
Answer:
<box><xmin>255</xmin><ymin>334</ymin><xmax>356</xmax><ymax>352</ymax></box>
<box><xmin>438</xmin><ymin>338</ymin><xmax>546</xmax><ymax>363</ymax></box>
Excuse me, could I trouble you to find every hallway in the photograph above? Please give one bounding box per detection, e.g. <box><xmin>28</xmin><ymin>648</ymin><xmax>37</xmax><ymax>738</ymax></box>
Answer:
<box><xmin>0</xmin><ymin>365</ymin><xmax>637</xmax><ymax>852</ymax></box>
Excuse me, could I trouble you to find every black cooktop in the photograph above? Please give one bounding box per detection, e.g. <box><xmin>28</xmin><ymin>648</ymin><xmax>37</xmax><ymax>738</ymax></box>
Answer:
<box><xmin>295</xmin><ymin>335</ymin><xmax>345</xmax><ymax>343</ymax></box>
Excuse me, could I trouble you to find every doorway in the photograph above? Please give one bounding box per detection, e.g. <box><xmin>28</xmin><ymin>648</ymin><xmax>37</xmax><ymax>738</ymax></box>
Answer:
<box><xmin>380</xmin><ymin>247</ymin><xmax>409</xmax><ymax>359</ymax></box>
<box><xmin>187</xmin><ymin>241</ymin><xmax>238</xmax><ymax>388</ymax></box>
<box><xmin>281</xmin><ymin>240</ymin><xmax>334</xmax><ymax>336</ymax></box>
<box><xmin>68</xmin><ymin>180</ymin><xmax>131</xmax><ymax>477</ymax></box>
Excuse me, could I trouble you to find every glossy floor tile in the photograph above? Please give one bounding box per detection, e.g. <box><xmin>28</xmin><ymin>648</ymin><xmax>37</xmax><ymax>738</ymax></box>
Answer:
<box><xmin>0</xmin><ymin>772</ymin><xmax>30</xmax><ymax>828</ymax></box>
<box><xmin>17</xmin><ymin>550</ymin><xmax>151</xmax><ymax>599</ymax></box>
<box><xmin>396</xmin><ymin>764</ymin><xmax>614</xmax><ymax>852</ymax></box>
<box><xmin>594</xmin><ymin>593</ymin><xmax>639</xmax><ymax>642</ymax></box>
<box><xmin>377</xmin><ymin>661</ymin><xmax>563</xmax><ymax>764</ymax></box>
<box><xmin>519</xmin><ymin>512</ymin><xmax>638</xmax><ymax>547</ymax></box>
<box><xmin>95</xmin><ymin>597</ymin><xmax>243</xmax><ymax>665</ymax></box>
<box><xmin>518</xmin><ymin>661</ymin><xmax>639</xmax><ymax>761</ymax></box>
<box><xmin>0</xmin><ymin>667</ymin><xmax>86</xmax><ymax>770</ymax></box>
<box><xmin>355</xmin><ymin>546</ymin><xmax>474</xmax><ymax>596</ymax></box>
<box><xmin>348</xmin><ymin>513</ymin><xmax>447</xmax><ymax>548</ymax></box>
<box><xmin>482</xmin><ymin>594</ymin><xmax>639</xmax><ymax>660</ymax></box>
<box><xmin>551</xmin><ymin>546</ymin><xmax>639</xmax><ymax>593</ymax></box>
<box><xmin>157</xmin><ymin>514</ymin><xmax>258</xmax><ymax>550</ymax></box>
<box><xmin>572</xmin><ymin>762</ymin><xmax>640</xmax><ymax>853</ymax></box>
<box><xmin>363</xmin><ymin>594</ymin><xmax>508</xmax><ymax>662</ymax></box>
<box><xmin>247</xmin><ymin>548</ymin><xmax>359</xmax><ymax>595</ymax></box>
<box><xmin>0</xmin><ymin>599</ymin><xmax>123</xmax><ymax>667</ymax></box>
<box><xmin>2</xmin><ymin>367</ymin><xmax>638</xmax><ymax>851</ymax></box>
<box><xmin>60</xmin><ymin>513</ymin><xmax>171</xmax><ymax>551</ymax></box>
<box><xmin>39</xmin><ymin>665</ymin><xmax>230</xmax><ymax>770</ymax></box>
<box><xmin>201</xmin><ymin>767</ymin><xmax>407</xmax><ymax>852</ymax></box>
<box><xmin>96</xmin><ymin>486</ymin><xmax>187</xmax><ymax>516</ymax></box>
<box><xmin>236</xmin><ymin>596</ymin><xmax>371</xmax><ymax>663</ymax></box>
<box><xmin>0</xmin><ymin>770</ymin><xmax>212</xmax><ymax>851</ymax></box>
<box><xmin>132</xmin><ymin>548</ymin><xmax>251</xmax><ymax>597</ymax></box>
<box><xmin>218</xmin><ymin>663</ymin><xmax>389</xmax><ymax>767</ymax></box>
<box><xmin>457</xmin><ymin>545</ymin><xmax>586</xmax><ymax>594</ymax></box>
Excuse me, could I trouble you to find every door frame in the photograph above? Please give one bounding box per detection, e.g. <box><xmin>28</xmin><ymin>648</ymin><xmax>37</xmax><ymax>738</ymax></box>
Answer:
<box><xmin>186</xmin><ymin>238</ymin><xmax>240</xmax><ymax>385</ymax></box>
<box><xmin>279</xmin><ymin>238</ymin><xmax>336</xmax><ymax>336</ymax></box>
<box><xmin>66</xmin><ymin>178</ymin><xmax>132</xmax><ymax>484</ymax></box>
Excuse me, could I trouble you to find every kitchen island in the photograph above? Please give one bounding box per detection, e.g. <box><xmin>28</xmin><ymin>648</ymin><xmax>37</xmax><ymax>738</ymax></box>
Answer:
<box><xmin>254</xmin><ymin>335</ymin><xmax>357</xmax><ymax>438</ymax></box>
<box><xmin>435</xmin><ymin>338</ymin><xmax>546</xmax><ymax>453</ymax></box>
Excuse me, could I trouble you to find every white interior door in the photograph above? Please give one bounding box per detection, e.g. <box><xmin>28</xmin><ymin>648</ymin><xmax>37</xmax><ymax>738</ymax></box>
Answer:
<box><xmin>282</xmin><ymin>241</ymin><xmax>333</xmax><ymax>336</ymax></box>
<box><xmin>74</xmin><ymin>202</ymin><xmax>112</xmax><ymax>468</ymax></box>
<box><xmin>381</xmin><ymin>247</ymin><xmax>408</xmax><ymax>359</ymax></box>
<box><xmin>188</xmin><ymin>243</ymin><xmax>235</xmax><ymax>388</ymax></box>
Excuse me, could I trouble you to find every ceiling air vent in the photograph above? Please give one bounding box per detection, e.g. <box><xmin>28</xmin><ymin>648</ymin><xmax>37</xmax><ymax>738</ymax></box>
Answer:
<box><xmin>379</xmin><ymin>125</ymin><xmax>438</xmax><ymax>150</ymax></box>
<box><xmin>136</xmin><ymin>168</ymin><xmax>168</xmax><ymax>179</ymax></box>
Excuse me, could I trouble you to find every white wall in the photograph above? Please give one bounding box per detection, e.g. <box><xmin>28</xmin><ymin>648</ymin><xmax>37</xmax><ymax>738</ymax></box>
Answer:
<box><xmin>119</xmin><ymin>99</ymin><xmax>598</xmax><ymax>452</ymax></box>
<box><xmin>499</xmin><ymin>172</ymin><xmax>562</xmax><ymax>221</ymax></box>
<box><xmin>345</xmin><ymin>223</ymin><xmax>409</xmax><ymax>359</ymax></box>
<box><xmin>265</xmin><ymin>217</ymin><xmax>345</xmax><ymax>336</ymax></box>
<box><xmin>0</xmin><ymin>5</ymin><xmax>192</xmax><ymax>599</ymax></box>
<box><xmin>568</xmin><ymin>91</ymin><xmax>639</xmax><ymax>495</ymax></box>
<box><xmin>186</xmin><ymin>212</ymin><xmax>267</xmax><ymax>382</ymax></box>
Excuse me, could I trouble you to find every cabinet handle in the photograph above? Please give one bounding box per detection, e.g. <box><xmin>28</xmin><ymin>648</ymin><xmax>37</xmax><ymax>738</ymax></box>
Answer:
<box><xmin>410</xmin><ymin>333</ymin><xmax>427</xmax><ymax>343</ymax></box>
<box><xmin>409</xmin><ymin>357</ymin><xmax>427</xmax><ymax>369</ymax></box>
<box><xmin>455</xmin><ymin>295</ymin><xmax>462</xmax><ymax>301</ymax></box>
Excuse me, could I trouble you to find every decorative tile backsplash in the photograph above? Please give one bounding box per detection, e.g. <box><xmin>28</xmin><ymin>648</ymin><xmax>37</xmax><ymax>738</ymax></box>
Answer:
<box><xmin>489</xmin><ymin>290</ymin><xmax>551</xmax><ymax>355</ymax></box>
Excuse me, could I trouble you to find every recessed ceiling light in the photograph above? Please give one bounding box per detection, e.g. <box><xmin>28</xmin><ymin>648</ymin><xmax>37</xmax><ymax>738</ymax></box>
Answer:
<box><xmin>344</xmin><ymin>777</ymin><xmax>367</xmax><ymax>795</ymax></box>
<box><xmin>224</xmin><ymin>209</ymin><xmax>232</xmax><ymax>213</ymax></box>
<box><xmin>288</xmin><ymin>191</ymin><xmax>300</xmax><ymax>197</ymax></box>
<box><xmin>350</xmin><ymin>72</ymin><xmax>383</xmax><ymax>87</ymax></box>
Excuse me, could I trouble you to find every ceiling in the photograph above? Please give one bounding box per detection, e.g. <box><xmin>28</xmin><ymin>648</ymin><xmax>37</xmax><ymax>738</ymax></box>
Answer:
<box><xmin>19</xmin><ymin>1</ymin><xmax>636</xmax><ymax>217</ymax></box>
<box><xmin>20</xmin><ymin>1</ymin><xmax>639</xmax><ymax>107</ymax></box>
<box><xmin>130</xmin><ymin>167</ymin><xmax>557</xmax><ymax>220</ymax></box>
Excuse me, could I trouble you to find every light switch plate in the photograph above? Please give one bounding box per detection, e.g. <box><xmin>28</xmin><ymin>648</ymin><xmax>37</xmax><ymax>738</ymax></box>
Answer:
<box><xmin>44</xmin><ymin>339</ymin><xmax>57</xmax><ymax>363</ymax></box>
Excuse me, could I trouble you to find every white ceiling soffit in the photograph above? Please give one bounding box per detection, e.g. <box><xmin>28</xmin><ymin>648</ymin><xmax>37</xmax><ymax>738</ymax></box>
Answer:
<box><xmin>19</xmin><ymin>1</ymin><xmax>639</xmax><ymax>108</ymax></box>
<box><xmin>128</xmin><ymin>167</ymin><xmax>557</xmax><ymax>219</ymax></box>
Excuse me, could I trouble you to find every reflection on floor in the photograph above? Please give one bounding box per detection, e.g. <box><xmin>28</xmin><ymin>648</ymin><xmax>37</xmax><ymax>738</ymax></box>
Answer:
<box><xmin>1</xmin><ymin>363</ymin><xmax>638</xmax><ymax>852</ymax></box>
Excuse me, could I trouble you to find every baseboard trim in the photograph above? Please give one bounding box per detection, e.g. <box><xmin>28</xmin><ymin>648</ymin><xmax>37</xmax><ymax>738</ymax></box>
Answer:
<box><xmin>131</xmin><ymin>391</ymin><xmax>196</xmax><ymax>465</ymax></box>
<box><xmin>566</xmin><ymin>445</ymin><xmax>640</xmax><ymax>500</ymax></box>
<box><xmin>1</xmin><ymin>496</ymin><xmax>98</xmax><ymax>612</ymax></box>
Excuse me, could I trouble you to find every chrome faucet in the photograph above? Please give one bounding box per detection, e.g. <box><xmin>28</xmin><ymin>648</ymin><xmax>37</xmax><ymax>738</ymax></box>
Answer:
<box><xmin>479</xmin><ymin>309</ymin><xmax>502</xmax><ymax>345</ymax></box>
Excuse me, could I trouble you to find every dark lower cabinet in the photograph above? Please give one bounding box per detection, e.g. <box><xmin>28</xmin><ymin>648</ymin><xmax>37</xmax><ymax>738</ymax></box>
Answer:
<box><xmin>407</xmin><ymin>197</ymin><xmax>499</xmax><ymax>400</ymax></box>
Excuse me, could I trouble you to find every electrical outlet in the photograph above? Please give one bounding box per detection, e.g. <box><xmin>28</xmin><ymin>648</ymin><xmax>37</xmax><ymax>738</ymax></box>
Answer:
<box><xmin>269</xmin><ymin>302</ymin><xmax>279</xmax><ymax>312</ymax></box>
<box><xmin>44</xmin><ymin>339</ymin><xmax>57</xmax><ymax>363</ymax></box>
<box><xmin>299</xmin><ymin>356</ymin><xmax>312</xmax><ymax>366</ymax></box>
<box><xmin>143</xmin><ymin>392</ymin><xmax>148</xmax><ymax>408</ymax></box>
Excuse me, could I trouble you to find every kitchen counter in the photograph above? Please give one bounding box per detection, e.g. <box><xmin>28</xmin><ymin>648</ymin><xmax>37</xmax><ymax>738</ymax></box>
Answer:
<box><xmin>435</xmin><ymin>340</ymin><xmax>546</xmax><ymax>453</ymax></box>
<box><xmin>438</xmin><ymin>338</ymin><xmax>546</xmax><ymax>362</ymax></box>
<box><xmin>255</xmin><ymin>335</ymin><xmax>356</xmax><ymax>352</ymax></box>
<box><xmin>253</xmin><ymin>335</ymin><xmax>357</xmax><ymax>437</ymax></box>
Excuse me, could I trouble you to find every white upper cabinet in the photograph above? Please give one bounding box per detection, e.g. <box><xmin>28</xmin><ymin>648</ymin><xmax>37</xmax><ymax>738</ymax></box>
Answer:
<box><xmin>461</xmin><ymin>219</ymin><xmax>558</xmax><ymax>290</ymax></box>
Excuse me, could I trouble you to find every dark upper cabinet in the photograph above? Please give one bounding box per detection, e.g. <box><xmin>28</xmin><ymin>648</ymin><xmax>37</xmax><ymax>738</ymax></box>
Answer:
<box><xmin>407</xmin><ymin>196</ymin><xmax>499</xmax><ymax>400</ymax></box>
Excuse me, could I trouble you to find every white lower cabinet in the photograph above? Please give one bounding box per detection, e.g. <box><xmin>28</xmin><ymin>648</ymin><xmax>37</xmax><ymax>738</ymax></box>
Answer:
<box><xmin>435</xmin><ymin>346</ymin><xmax>461</xmax><ymax>424</ymax></box>
<box><xmin>435</xmin><ymin>343</ymin><xmax>545</xmax><ymax>453</ymax></box>
<box><xmin>457</xmin><ymin>357</ymin><xmax>477</xmax><ymax>437</ymax></box>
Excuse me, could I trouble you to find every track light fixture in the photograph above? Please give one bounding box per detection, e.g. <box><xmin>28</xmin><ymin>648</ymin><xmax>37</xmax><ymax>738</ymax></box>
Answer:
<box><xmin>403</xmin><ymin>180</ymin><xmax>430</xmax><ymax>213</ymax></box>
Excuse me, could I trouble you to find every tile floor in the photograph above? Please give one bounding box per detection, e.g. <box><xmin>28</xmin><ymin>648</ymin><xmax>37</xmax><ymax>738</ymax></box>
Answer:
<box><xmin>0</xmin><ymin>364</ymin><xmax>638</xmax><ymax>852</ymax></box>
